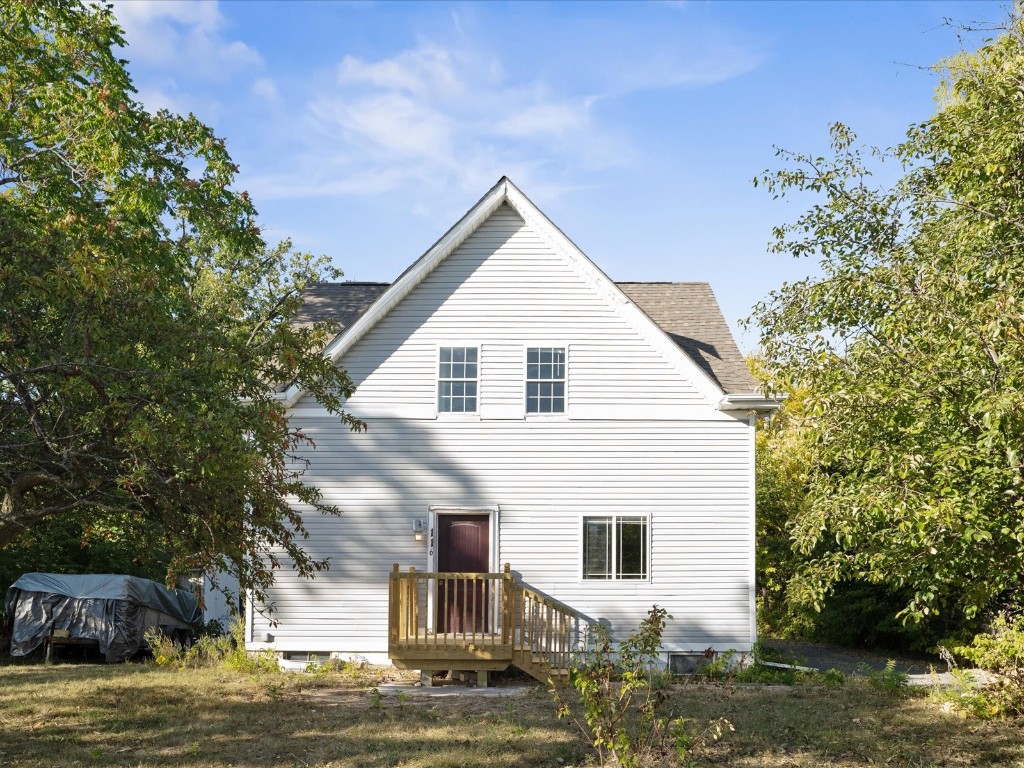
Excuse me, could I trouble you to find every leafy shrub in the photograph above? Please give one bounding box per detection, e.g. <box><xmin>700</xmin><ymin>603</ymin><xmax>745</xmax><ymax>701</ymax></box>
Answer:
<box><xmin>858</xmin><ymin>660</ymin><xmax>909</xmax><ymax>695</ymax></box>
<box><xmin>929</xmin><ymin>654</ymin><xmax>1000</xmax><ymax>720</ymax></box>
<box><xmin>147</xmin><ymin>617</ymin><xmax>279</xmax><ymax>674</ymax></box>
<box><xmin>551</xmin><ymin>606</ymin><xmax>732</xmax><ymax>767</ymax></box>
<box><xmin>303</xmin><ymin>656</ymin><xmax>380</xmax><ymax>687</ymax></box>
<box><xmin>942</xmin><ymin>613</ymin><xmax>1024</xmax><ymax>719</ymax></box>
<box><xmin>698</xmin><ymin>653</ymin><xmax>845</xmax><ymax>687</ymax></box>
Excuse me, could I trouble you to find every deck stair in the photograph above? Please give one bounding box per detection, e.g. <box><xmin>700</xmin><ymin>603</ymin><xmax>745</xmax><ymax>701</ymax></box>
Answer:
<box><xmin>388</xmin><ymin>563</ymin><xmax>585</xmax><ymax>684</ymax></box>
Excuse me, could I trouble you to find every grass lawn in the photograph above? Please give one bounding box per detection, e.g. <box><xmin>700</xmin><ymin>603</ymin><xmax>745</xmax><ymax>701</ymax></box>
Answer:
<box><xmin>0</xmin><ymin>662</ymin><xmax>1021</xmax><ymax>767</ymax></box>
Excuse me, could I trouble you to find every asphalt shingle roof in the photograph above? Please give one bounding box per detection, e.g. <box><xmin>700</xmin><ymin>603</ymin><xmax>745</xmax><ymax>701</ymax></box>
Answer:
<box><xmin>292</xmin><ymin>282</ymin><xmax>390</xmax><ymax>330</ymax></box>
<box><xmin>297</xmin><ymin>280</ymin><xmax>757</xmax><ymax>395</ymax></box>
<box><xmin>616</xmin><ymin>282</ymin><xmax>758</xmax><ymax>394</ymax></box>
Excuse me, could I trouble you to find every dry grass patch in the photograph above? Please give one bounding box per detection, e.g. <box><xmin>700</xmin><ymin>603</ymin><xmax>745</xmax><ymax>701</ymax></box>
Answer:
<box><xmin>0</xmin><ymin>663</ymin><xmax>583</xmax><ymax>767</ymax></box>
<box><xmin>1</xmin><ymin>664</ymin><xmax>1022</xmax><ymax>767</ymax></box>
<box><xmin>670</xmin><ymin>681</ymin><xmax>1024</xmax><ymax>767</ymax></box>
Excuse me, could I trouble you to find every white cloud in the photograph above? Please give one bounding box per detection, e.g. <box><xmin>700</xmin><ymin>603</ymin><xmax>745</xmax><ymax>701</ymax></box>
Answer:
<box><xmin>312</xmin><ymin>91</ymin><xmax>454</xmax><ymax>161</ymax></box>
<box><xmin>338</xmin><ymin>46</ymin><xmax>462</xmax><ymax>98</ymax></box>
<box><xmin>252</xmin><ymin>42</ymin><xmax>619</xmax><ymax>202</ymax></box>
<box><xmin>248</xmin><ymin>13</ymin><xmax>759</xmax><ymax>209</ymax></box>
<box><xmin>495</xmin><ymin>99</ymin><xmax>594</xmax><ymax>139</ymax></box>
<box><xmin>132</xmin><ymin>86</ymin><xmax>191</xmax><ymax>116</ymax></box>
<box><xmin>112</xmin><ymin>0</ymin><xmax>262</xmax><ymax>79</ymax></box>
<box><xmin>252</xmin><ymin>77</ymin><xmax>281</xmax><ymax>104</ymax></box>
<box><xmin>612</xmin><ymin>42</ymin><xmax>761</xmax><ymax>92</ymax></box>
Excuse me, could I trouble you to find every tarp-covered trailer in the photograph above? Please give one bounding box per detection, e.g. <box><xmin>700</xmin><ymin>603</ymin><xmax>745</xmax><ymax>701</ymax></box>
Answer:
<box><xmin>6</xmin><ymin>573</ymin><xmax>202</xmax><ymax>662</ymax></box>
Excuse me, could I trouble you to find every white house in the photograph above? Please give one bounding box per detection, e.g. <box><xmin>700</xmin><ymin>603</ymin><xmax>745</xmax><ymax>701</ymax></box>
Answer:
<box><xmin>245</xmin><ymin>178</ymin><xmax>776</xmax><ymax>681</ymax></box>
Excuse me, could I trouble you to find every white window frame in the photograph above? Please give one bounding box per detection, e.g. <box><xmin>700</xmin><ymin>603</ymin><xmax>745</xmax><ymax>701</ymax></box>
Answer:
<box><xmin>436</xmin><ymin>344</ymin><xmax>479</xmax><ymax>416</ymax></box>
<box><xmin>524</xmin><ymin>343</ymin><xmax>568</xmax><ymax>417</ymax></box>
<box><xmin>579</xmin><ymin>513</ymin><xmax>650</xmax><ymax>582</ymax></box>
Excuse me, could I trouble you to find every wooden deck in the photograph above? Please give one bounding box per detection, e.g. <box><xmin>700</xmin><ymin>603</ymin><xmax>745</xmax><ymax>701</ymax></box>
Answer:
<box><xmin>388</xmin><ymin>563</ymin><xmax>585</xmax><ymax>683</ymax></box>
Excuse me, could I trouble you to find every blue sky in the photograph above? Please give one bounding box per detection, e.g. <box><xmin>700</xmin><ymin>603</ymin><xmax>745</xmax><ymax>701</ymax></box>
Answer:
<box><xmin>111</xmin><ymin>0</ymin><xmax>1003</xmax><ymax>350</ymax></box>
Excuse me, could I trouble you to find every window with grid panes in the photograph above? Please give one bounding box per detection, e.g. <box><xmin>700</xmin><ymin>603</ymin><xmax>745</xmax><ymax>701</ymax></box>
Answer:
<box><xmin>438</xmin><ymin>347</ymin><xmax>478</xmax><ymax>413</ymax></box>
<box><xmin>526</xmin><ymin>347</ymin><xmax>565</xmax><ymax>413</ymax></box>
<box><xmin>582</xmin><ymin>515</ymin><xmax>648</xmax><ymax>580</ymax></box>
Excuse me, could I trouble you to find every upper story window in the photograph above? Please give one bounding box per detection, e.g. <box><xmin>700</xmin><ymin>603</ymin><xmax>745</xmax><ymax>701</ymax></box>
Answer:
<box><xmin>438</xmin><ymin>346</ymin><xmax>478</xmax><ymax>413</ymax></box>
<box><xmin>526</xmin><ymin>347</ymin><xmax>565</xmax><ymax>414</ymax></box>
<box><xmin>582</xmin><ymin>515</ymin><xmax>649</xmax><ymax>580</ymax></box>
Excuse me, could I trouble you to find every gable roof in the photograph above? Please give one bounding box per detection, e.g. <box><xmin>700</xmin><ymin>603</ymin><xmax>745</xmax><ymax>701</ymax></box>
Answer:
<box><xmin>279</xmin><ymin>177</ymin><xmax>774</xmax><ymax>412</ymax></box>
<box><xmin>299</xmin><ymin>280</ymin><xmax>758</xmax><ymax>394</ymax></box>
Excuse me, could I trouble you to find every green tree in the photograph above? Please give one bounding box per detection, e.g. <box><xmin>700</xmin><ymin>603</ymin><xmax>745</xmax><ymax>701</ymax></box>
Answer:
<box><xmin>750</xmin><ymin>361</ymin><xmax>813</xmax><ymax>638</ymax></box>
<box><xmin>752</xmin><ymin>13</ymin><xmax>1024</xmax><ymax>631</ymax></box>
<box><xmin>751</xmin><ymin>361</ymin><xmax>944</xmax><ymax>650</ymax></box>
<box><xmin>0</xmin><ymin>516</ymin><xmax>170</xmax><ymax>600</ymax></box>
<box><xmin>0</xmin><ymin>1</ymin><xmax>361</xmax><ymax>601</ymax></box>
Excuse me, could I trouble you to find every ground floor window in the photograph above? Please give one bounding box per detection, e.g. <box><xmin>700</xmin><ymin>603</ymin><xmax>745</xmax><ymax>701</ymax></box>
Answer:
<box><xmin>582</xmin><ymin>515</ymin><xmax>648</xmax><ymax>580</ymax></box>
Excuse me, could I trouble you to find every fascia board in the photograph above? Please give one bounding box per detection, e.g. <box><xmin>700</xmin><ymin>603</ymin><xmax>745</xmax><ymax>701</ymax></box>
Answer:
<box><xmin>278</xmin><ymin>180</ymin><xmax>511</xmax><ymax>410</ymax></box>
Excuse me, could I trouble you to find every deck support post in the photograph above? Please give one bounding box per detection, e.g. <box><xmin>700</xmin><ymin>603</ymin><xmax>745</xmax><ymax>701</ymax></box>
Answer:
<box><xmin>476</xmin><ymin>670</ymin><xmax>488</xmax><ymax>688</ymax></box>
<box><xmin>389</xmin><ymin>564</ymin><xmax>400</xmax><ymax>647</ymax></box>
<box><xmin>501</xmin><ymin>563</ymin><xmax>512</xmax><ymax>646</ymax></box>
<box><xmin>420</xmin><ymin>670</ymin><xmax>433</xmax><ymax>687</ymax></box>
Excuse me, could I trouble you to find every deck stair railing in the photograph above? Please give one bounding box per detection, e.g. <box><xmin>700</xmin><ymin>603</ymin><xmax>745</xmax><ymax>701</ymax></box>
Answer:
<box><xmin>388</xmin><ymin>563</ymin><xmax>586</xmax><ymax>683</ymax></box>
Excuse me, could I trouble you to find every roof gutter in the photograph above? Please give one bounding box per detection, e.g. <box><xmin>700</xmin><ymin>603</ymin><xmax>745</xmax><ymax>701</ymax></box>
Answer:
<box><xmin>716</xmin><ymin>393</ymin><xmax>781</xmax><ymax>414</ymax></box>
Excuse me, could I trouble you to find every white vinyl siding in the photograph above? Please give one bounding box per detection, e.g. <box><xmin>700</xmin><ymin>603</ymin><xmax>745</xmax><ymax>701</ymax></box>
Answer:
<box><xmin>252</xmin><ymin>418</ymin><xmax>754</xmax><ymax>655</ymax></box>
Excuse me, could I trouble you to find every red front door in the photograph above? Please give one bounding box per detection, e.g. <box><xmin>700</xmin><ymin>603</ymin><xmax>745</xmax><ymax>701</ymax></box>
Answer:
<box><xmin>436</xmin><ymin>514</ymin><xmax>490</xmax><ymax>634</ymax></box>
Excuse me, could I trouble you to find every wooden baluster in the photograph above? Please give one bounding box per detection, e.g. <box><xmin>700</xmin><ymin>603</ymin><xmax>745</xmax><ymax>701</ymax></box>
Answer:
<box><xmin>468</xmin><ymin>574</ymin><xmax>474</xmax><ymax>643</ymax></box>
<box><xmin>536</xmin><ymin>600</ymin><xmax>542</xmax><ymax>655</ymax></box>
<box><xmin>463</xmin><ymin>575</ymin><xmax>470</xmax><ymax>643</ymax></box>
<box><xmin>531</xmin><ymin>596</ymin><xmax>536</xmax><ymax>653</ymax></box>
<box><xmin>561</xmin><ymin>610</ymin><xmax>569</xmax><ymax>671</ymax></box>
<box><xmin>540</xmin><ymin>606</ymin><xmax>548</xmax><ymax>663</ymax></box>
<box><xmin>471</xmin><ymin>575</ymin><xmax>478</xmax><ymax>645</ymax></box>
<box><xmin>563</xmin><ymin>611</ymin><xmax>569</xmax><ymax>668</ymax></box>
<box><xmin>548</xmin><ymin>606</ymin><xmax>557</xmax><ymax>663</ymax></box>
<box><xmin>529</xmin><ymin>596</ymin><xmax>537</xmax><ymax>654</ymax></box>
<box><xmin>522</xmin><ymin>591</ymin><xmax>529</xmax><ymax>653</ymax></box>
<box><xmin>519</xmin><ymin>593</ymin><xmax>525</xmax><ymax>653</ymax></box>
<box><xmin>517</xmin><ymin>588</ymin><xmax>525</xmax><ymax>654</ymax></box>
<box><xmin>437</xmin><ymin>576</ymin><xmax>443</xmax><ymax>649</ymax></box>
<box><xmin>543</xmin><ymin>602</ymin><xmax>548</xmax><ymax>657</ymax></box>
<box><xmin>554</xmin><ymin>608</ymin><xmax>560</xmax><ymax>669</ymax></box>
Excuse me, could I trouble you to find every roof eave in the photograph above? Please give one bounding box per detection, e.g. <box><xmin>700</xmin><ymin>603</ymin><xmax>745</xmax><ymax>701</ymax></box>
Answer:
<box><xmin>278</xmin><ymin>178</ymin><xmax>512</xmax><ymax>409</ymax></box>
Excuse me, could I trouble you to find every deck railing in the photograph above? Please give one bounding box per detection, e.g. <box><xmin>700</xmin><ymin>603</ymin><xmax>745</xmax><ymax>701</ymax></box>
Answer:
<box><xmin>510</xmin><ymin>580</ymin><xmax>581</xmax><ymax>677</ymax></box>
<box><xmin>389</xmin><ymin>565</ymin><xmax>512</xmax><ymax>653</ymax></box>
<box><xmin>388</xmin><ymin>563</ymin><xmax>586</xmax><ymax>682</ymax></box>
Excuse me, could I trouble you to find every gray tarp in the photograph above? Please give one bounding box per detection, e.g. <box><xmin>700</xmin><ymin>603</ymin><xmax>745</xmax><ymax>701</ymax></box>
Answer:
<box><xmin>6</xmin><ymin>573</ymin><xmax>201</xmax><ymax>662</ymax></box>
